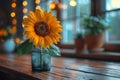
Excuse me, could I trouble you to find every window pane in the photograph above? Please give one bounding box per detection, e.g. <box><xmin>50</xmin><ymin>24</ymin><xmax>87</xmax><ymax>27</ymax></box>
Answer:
<box><xmin>106</xmin><ymin>0</ymin><xmax>120</xmax><ymax>10</ymax></box>
<box><xmin>61</xmin><ymin>20</ymin><xmax>76</xmax><ymax>44</ymax></box>
<box><xmin>40</xmin><ymin>1</ymin><xmax>57</xmax><ymax>15</ymax></box>
<box><xmin>61</xmin><ymin>0</ymin><xmax>91</xmax><ymax>44</ymax></box>
<box><xmin>77</xmin><ymin>0</ymin><xmax>91</xmax><ymax>16</ymax></box>
<box><xmin>40</xmin><ymin>0</ymin><xmax>53</xmax><ymax>11</ymax></box>
<box><xmin>61</xmin><ymin>0</ymin><xmax>76</xmax><ymax>20</ymax></box>
<box><xmin>106</xmin><ymin>11</ymin><xmax>120</xmax><ymax>43</ymax></box>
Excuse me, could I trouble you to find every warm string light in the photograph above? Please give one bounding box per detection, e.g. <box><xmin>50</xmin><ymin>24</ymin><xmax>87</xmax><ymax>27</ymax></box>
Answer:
<box><xmin>10</xmin><ymin>0</ymin><xmax>17</xmax><ymax>30</ymax></box>
<box><xmin>23</xmin><ymin>8</ymin><xmax>28</xmax><ymax>13</ymax></box>
<box><xmin>10</xmin><ymin>12</ymin><xmax>16</xmax><ymax>17</ymax></box>
<box><xmin>11</xmin><ymin>2</ymin><xmax>16</xmax><ymax>8</ymax></box>
<box><xmin>12</xmin><ymin>19</ymin><xmax>17</xmax><ymax>25</ymax></box>
<box><xmin>35</xmin><ymin>0</ymin><xmax>40</xmax><ymax>9</ymax></box>
<box><xmin>35</xmin><ymin>5</ymin><xmax>41</xmax><ymax>9</ymax></box>
<box><xmin>69</xmin><ymin>0</ymin><xmax>77</xmax><ymax>7</ymax></box>
<box><xmin>22</xmin><ymin>0</ymin><xmax>28</xmax><ymax>19</ymax></box>
<box><xmin>35</xmin><ymin>0</ymin><xmax>40</xmax><ymax>4</ymax></box>
<box><xmin>49</xmin><ymin>1</ymin><xmax>67</xmax><ymax>10</ymax></box>
<box><xmin>22</xmin><ymin>1</ymin><xmax>28</xmax><ymax>6</ymax></box>
<box><xmin>49</xmin><ymin>1</ymin><xmax>56</xmax><ymax>10</ymax></box>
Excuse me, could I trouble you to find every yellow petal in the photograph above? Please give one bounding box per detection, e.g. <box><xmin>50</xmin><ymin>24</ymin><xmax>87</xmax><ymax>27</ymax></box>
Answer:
<box><xmin>22</xmin><ymin>7</ymin><xmax>62</xmax><ymax>48</ymax></box>
<box><xmin>24</xmin><ymin>27</ymin><xmax>34</xmax><ymax>31</ymax></box>
<box><xmin>28</xmin><ymin>11</ymin><xmax>37</xmax><ymax>22</ymax></box>
<box><xmin>49</xmin><ymin>33</ymin><xmax>57</xmax><ymax>44</ymax></box>
<box><xmin>35</xmin><ymin>7</ymin><xmax>44</xmax><ymax>20</ymax></box>
<box><xmin>33</xmin><ymin>35</ymin><xmax>39</xmax><ymax>47</ymax></box>
<box><xmin>38</xmin><ymin>37</ymin><xmax>44</xmax><ymax>47</ymax></box>
<box><xmin>45</xmin><ymin>35</ymin><xmax>53</xmax><ymax>45</ymax></box>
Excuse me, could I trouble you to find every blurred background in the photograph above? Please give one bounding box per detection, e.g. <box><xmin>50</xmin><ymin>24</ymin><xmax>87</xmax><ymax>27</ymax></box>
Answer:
<box><xmin>0</xmin><ymin>0</ymin><xmax>120</xmax><ymax>60</ymax></box>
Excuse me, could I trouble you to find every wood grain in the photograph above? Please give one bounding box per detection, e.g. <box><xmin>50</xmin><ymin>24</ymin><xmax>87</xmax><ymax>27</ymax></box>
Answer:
<box><xmin>0</xmin><ymin>53</ymin><xmax>120</xmax><ymax>80</ymax></box>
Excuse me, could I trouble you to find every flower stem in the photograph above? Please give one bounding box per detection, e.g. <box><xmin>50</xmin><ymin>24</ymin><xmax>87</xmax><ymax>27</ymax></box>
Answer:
<box><xmin>40</xmin><ymin>46</ymin><xmax>43</xmax><ymax>70</ymax></box>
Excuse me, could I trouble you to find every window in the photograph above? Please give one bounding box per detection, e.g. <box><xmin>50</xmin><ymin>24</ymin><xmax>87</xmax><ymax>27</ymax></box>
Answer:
<box><xmin>40</xmin><ymin>0</ymin><xmax>57</xmax><ymax>15</ymax></box>
<box><xmin>40</xmin><ymin>0</ymin><xmax>49</xmax><ymax>10</ymax></box>
<box><xmin>61</xmin><ymin>0</ymin><xmax>91</xmax><ymax>44</ymax></box>
<box><xmin>105</xmin><ymin>0</ymin><xmax>120</xmax><ymax>43</ymax></box>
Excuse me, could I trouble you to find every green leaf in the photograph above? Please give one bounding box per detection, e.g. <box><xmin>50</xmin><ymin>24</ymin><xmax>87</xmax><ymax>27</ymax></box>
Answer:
<box><xmin>17</xmin><ymin>39</ymin><xmax>33</xmax><ymax>56</ymax></box>
<box><xmin>47</xmin><ymin>45</ymin><xmax>61</xmax><ymax>56</ymax></box>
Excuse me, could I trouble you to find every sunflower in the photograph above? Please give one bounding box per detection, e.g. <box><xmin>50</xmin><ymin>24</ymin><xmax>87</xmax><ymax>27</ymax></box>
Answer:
<box><xmin>22</xmin><ymin>7</ymin><xmax>62</xmax><ymax>48</ymax></box>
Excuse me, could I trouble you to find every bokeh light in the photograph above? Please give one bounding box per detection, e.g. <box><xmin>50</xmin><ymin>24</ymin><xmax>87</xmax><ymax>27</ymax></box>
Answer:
<box><xmin>22</xmin><ymin>1</ymin><xmax>28</xmax><ymax>6</ymax></box>
<box><xmin>70</xmin><ymin>0</ymin><xmax>77</xmax><ymax>7</ymax></box>
<box><xmin>35</xmin><ymin>0</ymin><xmax>40</xmax><ymax>4</ymax></box>
<box><xmin>50</xmin><ymin>2</ymin><xmax>56</xmax><ymax>10</ymax></box>
<box><xmin>11</xmin><ymin>2</ymin><xmax>16</xmax><ymax>8</ymax></box>
<box><xmin>15</xmin><ymin>38</ymin><xmax>24</xmax><ymax>44</ymax></box>
<box><xmin>23</xmin><ymin>8</ymin><xmax>28</xmax><ymax>13</ymax></box>
<box><xmin>35</xmin><ymin>6</ymin><xmax>41</xmax><ymax>9</ymax></box>
<box><xmin>12</xmin><ymin>19</ymin><xmax>17</xmax><ymax>25</ymax></box>
<box><xmin>10</xmin><ymin>12</ymin><xmax>16</xmax><ymax>17</ymax></box>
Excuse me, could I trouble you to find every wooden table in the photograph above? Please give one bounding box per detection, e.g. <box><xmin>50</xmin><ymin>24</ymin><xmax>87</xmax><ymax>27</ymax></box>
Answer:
<box><xmin>0</xmin><ymin>53</ymin><xmax>120</xmax><ymax>80</ymax></box>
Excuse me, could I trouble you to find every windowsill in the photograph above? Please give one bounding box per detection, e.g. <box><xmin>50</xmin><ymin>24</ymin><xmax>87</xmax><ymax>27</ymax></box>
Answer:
<box><xmin>60</xmin><ymin>48</ymin><xmax>120</xmax><ymax>62</ymax></box>
<box><xmin>59</xmin><ymin>43</ymin><xmax>120</xmax><ymax>52</ymax></box>
<box><xmin>105</xmin><ymin>42</ymin><xmax>120</xmax><ymax>44</ymax></box>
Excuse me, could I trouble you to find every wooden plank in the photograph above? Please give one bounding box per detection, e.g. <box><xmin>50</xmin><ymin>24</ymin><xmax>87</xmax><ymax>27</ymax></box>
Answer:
<box><xmin>52</xmin><ymin>57</ymin><xmax>120</xmax><ymax>78</ymax></box>
<box><xmin>51</xmin><ymin>66</ymin><xmax>120</xmax><ymax>80</ymax></box>
<box><xmin>52</xmin><ymin>57</ymin><xmax>120</xmax><ymax>70</ymax></box>
<box><xmin>0</xmin><ymin>53</ymin><xmax>120</xmax><ymax>80</ymax></box>
<box><xmin>0</xmin><ymin>54</ymin><xmax>69</xmax><ymax>80</ymax></box>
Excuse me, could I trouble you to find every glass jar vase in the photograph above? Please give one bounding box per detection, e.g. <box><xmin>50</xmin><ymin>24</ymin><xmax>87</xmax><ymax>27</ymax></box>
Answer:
<box><xmin>31</xmin><ymin>48</ymin><xmax>51</xmax><ymax>72</ymax></box>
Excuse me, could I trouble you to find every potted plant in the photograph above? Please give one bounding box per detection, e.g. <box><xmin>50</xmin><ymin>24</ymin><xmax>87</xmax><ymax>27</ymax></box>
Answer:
<box><xmin>82</xmin><ymin>16</ymin><xmax>111</xmax><ymax>51</ymax></box>
<box><xmin>0</xmin><ymin>26</ymin><xmax>16</xmax><ymax>53</ymax></box>
<box><xmin>75</xmin><ymin>32</ymin><xmax>86</xmax><ymax>53</ymax></box>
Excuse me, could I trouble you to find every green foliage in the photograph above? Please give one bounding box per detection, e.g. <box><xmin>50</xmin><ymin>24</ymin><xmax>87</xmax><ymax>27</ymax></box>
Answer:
<box><xmin>17</xmin><ymin>39</ymin><xmax>34</xmax><ymax>56</ymax></box>
<box><xmin>17</xmin><ymin>40</ymin><xmax>61</xmax><ymax>56</ymax></box>
<box><xmin>45</xmin><ymin>45</ymin><xmax>61</xmax><ymax>56</ymax></box>
<box><xmin>76</xmin><ymin>32</ymin><xmax>84</xmax><ymax>39</ymax></box>
<box><xmin>82</xmin><ymin>16</ymin><xmax>111</xmax><ymax>35</ymax></box>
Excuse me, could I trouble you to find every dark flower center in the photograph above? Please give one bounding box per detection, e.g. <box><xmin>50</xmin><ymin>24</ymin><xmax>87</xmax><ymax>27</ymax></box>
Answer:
<box><xmin>34</xmin><ymin>21</ymin><xmax>50</xmax><ymax>36</ymax></box>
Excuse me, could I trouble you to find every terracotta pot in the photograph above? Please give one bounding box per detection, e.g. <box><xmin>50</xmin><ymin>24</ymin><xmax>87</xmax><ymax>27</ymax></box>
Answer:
<box><xmin>85</xmin><ymin>32</ymin><xmax>105</xmax><ymax>51</ymax></box>
<box><xmin>75</xmin><ymin>38</ymin><xmax>86</xmax><ymax>53</ymax></box>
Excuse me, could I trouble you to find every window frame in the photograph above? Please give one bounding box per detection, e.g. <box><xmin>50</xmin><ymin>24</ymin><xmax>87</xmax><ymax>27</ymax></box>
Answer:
<box><xmin>60</xmin><ymin>0</ymin><xmax>120</xmax><ymax>54</ymax></box>
<box><xmin>101</xmin><ymin>0</ymin><xmax>120</xmax><ymax>52</ymax></box>
<box><xmin>59</xmin><ymin>0</ymin><xmax>93</xmax><ymax>49</ymax></box>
